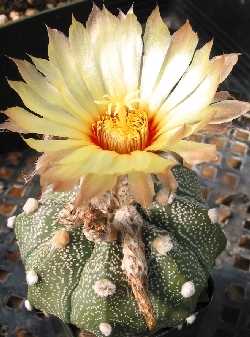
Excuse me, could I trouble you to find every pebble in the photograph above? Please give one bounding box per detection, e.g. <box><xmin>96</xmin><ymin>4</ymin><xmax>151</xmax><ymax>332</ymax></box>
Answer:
<box><xmin>0</xmin><ymin>14</ymin><xmax>8</xmax><ymax>25</ymax></box>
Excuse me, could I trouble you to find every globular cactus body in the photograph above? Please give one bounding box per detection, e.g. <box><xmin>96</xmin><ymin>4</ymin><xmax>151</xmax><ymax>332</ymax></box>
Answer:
<box><xmin>15</xmin><ymin>166</ymin><xmax>226</xmax><ymax>337</ymax></box>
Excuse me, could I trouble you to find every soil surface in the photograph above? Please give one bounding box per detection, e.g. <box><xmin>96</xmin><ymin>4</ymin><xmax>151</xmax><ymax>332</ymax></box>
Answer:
<box><xmin>0</xmin><ymin>0</ymin><xmax>74</xmax><ymax>24</ymax></box>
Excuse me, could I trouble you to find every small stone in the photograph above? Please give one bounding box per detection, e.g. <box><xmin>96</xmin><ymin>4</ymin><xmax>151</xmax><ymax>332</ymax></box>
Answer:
<box><xmin>153</xmin><ymin>236</ymin><xmax>173</xmax><ymax>255</ymax></box>
<box><xmin>51</xmin><ymin>230</ymin><xmax>69</xmax><ymax>249</ymax></box>
<box><xmin>25</xmin><ymin>9</ymin><xmax>38</xmax><ymax>16</ymax></box>
<box><xmin>26</xmin><ymin>270</ymin><xmax>38</xmax><ymax>286</ymax></box>
<box><xmin>7</xmin><ymin>216</ymin><xmax>16</xmax><ymax>228</ymax></box>
<box><xmin>24</xmin><ymin>300</ymin><xmax>33</xmax><ymax>311</ymax></box>
<box><xmin>23</xmin><ymin>198</ymin><xmax>39</xmax><ymax>214</ymax></box>
<box><xmin>181</xmin><ymin>281</ymin><xmax>195</xmax><ymax>298</ymax></box>
<box><xmin>9</xmin><ymin>11</ymin><xmax>20</xmax><ymax>20</ymax></box>
<box><xmin>208</xmin><ymin>208</ymin><xmax>219</xmax><ymax>223</ymax></box>
<box><xmin>0</xmin><ymin>14</ymin><xmax>8</xmax><ymax>25</ymax></box>
<box><xmin>177</xmin><ymin>324</ymin><xmax>183</xmax><ymax>330</ymax></box>
<box><xmin>99</xmin><ymin>323</ymin><xmax>112</xmax><ymax>336</ymax></box>
<box><xmin>94</xmin><ymin>279</ymin><xmax>116</xmax><ymax>297</ymax></box>
<box><xmin>186</xmin><ymin>314</ymin><xmax>196</xmax><ymax>324</ymax></box>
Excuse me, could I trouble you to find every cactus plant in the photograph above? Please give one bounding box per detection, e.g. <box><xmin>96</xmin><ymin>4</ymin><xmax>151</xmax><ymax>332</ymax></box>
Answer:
<box><xmin>15</xmin><ymin>165</ymin><xmax>226</xmax><ymax>337</ymax></box>
<box><xmin>2</xmin><ymin>3</ymin><xmax>250</xmax><ymax>337</ymax></box>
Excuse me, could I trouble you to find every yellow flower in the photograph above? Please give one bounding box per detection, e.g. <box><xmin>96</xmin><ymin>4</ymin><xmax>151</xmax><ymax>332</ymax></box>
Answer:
<box><xmin>2</xmin><ymin>5</ymin><xmax>250</xmax><ymax>207</ymax></box>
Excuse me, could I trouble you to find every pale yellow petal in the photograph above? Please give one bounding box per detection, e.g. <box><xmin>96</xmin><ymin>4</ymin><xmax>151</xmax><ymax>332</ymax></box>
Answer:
<box><xmin>119</xmin><ymin>9</ymin><xmax>142</xmax><ymax>93</ymax></box>
<box><xmin>30</xmin><ymin>55</ymin><xmax>96</xmax><ymax>125</ymax></box>
<box><xmin>13</xmin><ymin>57</ymin><xmax>92</xmax><ymax>123</ymax></box>
<box><xmin>40</xmin><ymin>161</ymin><xmax>86</xmax><ymax>186</ymax></box>
<box><xmin>156</xmin><ymin>40</ymin><xmax>213</xmax><ymax>118</ymax></box>
<box><xmin>148</xmin><ymin>124</ymin><xmax>193</xmax><ymax>151</ymax></box>
<box><xmin>86</xmin><ymin>5</ymin><xmax>125</xmax><ymax>97</ymax></box>
<box><xmin>154</xmin><ymin>55</ymin><xmax>225</xmax><ymax>134</ymax></box>
<box><xmin>128</xmin><ymin>150</ymin><xmax>152</xmax><ymax>171</ymax></box>
<box><xmin>148</xmin><ymin>20</ymin><xmax>198</xmax><ymax>111</ymax></box>
<box><xmin>56</xmin><ymin>145</ymin><xmax>100</xmax><ymax>165</ymax></box>
<box><xmin>69</xmin><ymin>17</ymin><xmax>105</xmax><ymax>101</ymax></box>
<box><xmin>78</xmin><ymin>150</ymin><xmax>117</xmax><ymax>175</ymax></box>
<box><xmin>202</xmin><ymin>100</ymin><xmax>250</xmax><ymax>124</ymax></box>
<box><xmin>143</xmin><ymin>153</ymin><xmax>176</xmax><ymax>173</ymax></box>
<box><xmin>74</xmin><ymin>174</ymin><xmax>117</xmax><ymax>206</ymax></box>
<box><xmin>128</xmin><ymin>172</ymin><xmax>155</xmax><ymax>208</ymax></box>
<box><xmin>168</xmin><ymin>140</ymin><xmax>218</xmax><ymax>165</ymax></box>
<box><xmin>4</xmin><ymin>107</ymin><xmax>84</xmax><ymax>139</ymax></box>
<box><xmin>140</xmin><ymin>6</ymin><xmax>171</xmax><ymax>102</ymax></box>
<box><xmin>105</xmin><ymin>154</ymin><xmax>131</xmax><ymax>175</ymax></box>
<box><xmin>47</xmin><ymin>27</ymin><xmax>99</xmax><ymax>119</ymax></box>
<box><xmin>24</xmin><ymin>139</ymin><xmax>90</xmax><ymax>153</ymax></box>
<box><xmin>8</xmin><ymin>81</ymin><xmax>91</xmax><ymax>135</ymax></box>
<box><xmin>36</xmin><ymin>149</ymin><xmax>75</xmax><ymax>175</ymax></box>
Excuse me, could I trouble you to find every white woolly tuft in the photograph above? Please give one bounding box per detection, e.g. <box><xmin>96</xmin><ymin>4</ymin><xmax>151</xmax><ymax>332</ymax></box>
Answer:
<box><xmin>186</xmin><ymin>314</ymin><xmax>196</xmax><ymax>324</ymax></box>
<box><xmin>93</xmin><ymin>279</ymin><xmax>116</xmax><ymax>297</ymax></box>
<box><xmin>7</xmin><ymin>216</ymin><xmax>16</xmax><ymax>228</ymax></box>
<box><xmin>153</xmin><ymin>236</ymin><xmax>173</xmax><ymax>255</ymax></box>
<box><xmin>23</xmin><ymin>198</ymin><xmax>39</xmax><ymax>214</ymax></box>
<box><xmin>99</xmin><ymin>323</ymin><xmax>112</xmax><ymax>336</ymax></box>
<box><xmin>26</xmin><ymin>270</ymin><xmax>38</xmax><ymax>286</ymax></box>
<box><xmin>181</xmin><ymin>281</ymin><xmax>195</xmax><ymax>298</ymax></box>
<box><xmin>208</xmin><ymin>208</ymin><xmax>219</xmax><ymax>223</ymax></box>
<box><xmin>177</xmin><ymin>324</ymin><xmax>183</xmax><ymax>330</ymax></box>
<box><xmin>24</xmin><ymin>300</ymin><xmax>33</xmax><ymax>311</ymax></box>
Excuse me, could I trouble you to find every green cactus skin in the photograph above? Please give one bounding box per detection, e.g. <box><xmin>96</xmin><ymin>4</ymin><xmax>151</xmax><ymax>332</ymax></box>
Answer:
<box><xmin>15</xmin><ymin>165</ymin><xmax>226</xmax><ymax>337</ymax></box>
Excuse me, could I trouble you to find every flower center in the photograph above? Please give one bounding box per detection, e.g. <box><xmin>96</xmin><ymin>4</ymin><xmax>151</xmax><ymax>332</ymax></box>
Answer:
<box><xmin>93</xmin><ymin>92</ymin><xmax>149</xmax><ymax>154</ymax></box>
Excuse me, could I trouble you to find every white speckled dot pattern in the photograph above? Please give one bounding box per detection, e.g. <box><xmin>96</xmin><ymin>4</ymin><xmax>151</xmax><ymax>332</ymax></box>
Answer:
<box><xmin>15</xmin><ymin>166</ymin><xmax>226</xmax><ymax>337</ymax></box>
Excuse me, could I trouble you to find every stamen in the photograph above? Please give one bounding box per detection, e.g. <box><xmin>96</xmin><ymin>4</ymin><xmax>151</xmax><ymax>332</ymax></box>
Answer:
<box><xmin>94</xmin><ymin>91</ymin><xmax>149</xmax><ymax>154</ymax></box>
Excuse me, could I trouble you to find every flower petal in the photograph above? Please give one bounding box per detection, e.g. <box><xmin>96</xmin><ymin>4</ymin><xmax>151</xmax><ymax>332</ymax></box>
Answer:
<box><xmin>53</xmin><ymin>179</ymin><xmax>79</xmax><ymax>192</ymax></box>
<box><xmin>154</xmin><ymin>55</ymin><xmax>225</xmax><ymax>134</ymax></box>
<box><xmin>202</xmin><ymin>100</ymin><xmax>250</xmax><ymax>124</ymax></box>
<box><xmin>24</xmin><ymin>139</ymin><xmax>90</xmax><ymax>152</ymax></box>
<box><xmin>4</xmin><ymin>107</ymin><xmax>84</xmax><ymax>139</ymax></box>
<box><xmin>8</xmin><ymin>81</ymin><xmax>91</xmax><ymax>135</ymax></box>
<box><xmin>86</xmin><ymin>5</ymin><xmax>125</xmax><ymax>97</ymax></box>
<box><xmin>47</xmin><ymin>27</ymin><xmax>99</xmax><ymax>119</ymax></box>
<box><xmin>74</xmin><ymin>174</ymin><xmax>117</xmax><ymax>206</ymax></box>
<box><xmin>147</xmin><ymin>20</ymin><xmax>198</xmax><ymax>111</ymax></box>
<box><xmin>128</xmin><ymin>171</ymin><xmax>155</xmax><ymax>208</ymax></box>
<box><xmin>17</xmin><ymin>56</ymin><xmax>95</xmax><ymax>125</ymax></box>
<box><xmin>56</xmin><ymin>145</ymin><xmax>100</xmax><ymax>165</ymax></box>
<box><xmin>143</xmin><ymin>153</ymin><xmax>176</xmax><ymax>173</ymax></box>
<box><xmin>168</xmin><ymin>140</ymin><xmax>218</xmax><ymax>165</ymax></box>
<box><xmin>211</xmin><ymin>53</ymin><xmax>239</xmax><ymax>83</ymax></box>
<box><xmin>156</xmin><ymin>40</ymin><xmax>213</xmax><ymax>119</ymax></box>
<box><xmin>157</xmin><ymin>169</ymin><xmax>179</xmax><ymax>192</ymax></box>
<box><xmin>79</xmin><ymin>150</ymin><xmax>118</xmax><ymax>175</ymax></box>
<box><xmin>119</xmin><ymin>9</ymin><xmax>142</xmax><ymax>93</ymax></box>
<box><xmin>69</xmin><ymin>17</ymin><xmax>105</xmax><ymax>101</ymax></box>
<box><xmin>140</xmin><ymin>6</ymin><xmax>171</xmax><ymax>103</ymax></box>
<box><xmin>212</xmin><ymin>91</ymin><xmax>231</xmax><ymax>103</ymax></box>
